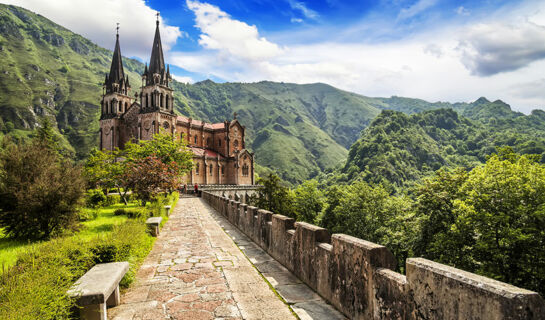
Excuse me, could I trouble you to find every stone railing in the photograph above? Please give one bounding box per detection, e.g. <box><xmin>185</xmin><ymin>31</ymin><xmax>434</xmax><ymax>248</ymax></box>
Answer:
<box><xmin>202</xmin><ymin>192</ymin><xmax>545</xmax><ymax>320</ymax></box>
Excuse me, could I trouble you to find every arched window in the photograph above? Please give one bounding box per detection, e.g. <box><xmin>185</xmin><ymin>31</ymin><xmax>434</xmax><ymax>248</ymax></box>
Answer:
<box><xmin>234</xmin><ymin>140</ymin><xmax>239</xmax><ymax>148</ymax></box>
<box><xmin>206</xmin><ymin>137</ymin><xmax>211</xmax><ymax>147</ymax></box>
<box><xmin>221</xmin><ymin>166</ymin><xmax>225</xmax><ymax>175</ymax></box>
<box><xmin>145</xmin><ymin>94</ymin><xmax>149</xmax><ymax>108</ymax></box>
<box><xmin>166</xmin><ymin>95</ymin><xmax>169</xmax><ymax>109</ymax></box>
<box><xmin>209</xmin><ymin>164</ymin><xmax>213</xmax><ymax>176</ymax></box>
<box><xmin>194</xmin><ymin>135</ymin><xmax>198</xmax><ymax>144</ymax></box>
<box><xmin>195</xmin><ymin>163</ymin><xmax>199</xmax><ymax>175</ymax></box>
<box><xmin>218</xmin><ymin>139</ymin><xmax>221</xmax><ymax>147</ymax></box>
<box><xmin>118</xmin><ymin>101</ymin><xmax>122</xmax><ymax>113</ymax></box>
<box><xmin>160</xmin><ymin>93</ymin><xmax>164</xmax><ymax>108</ymax></box>
<box><xmin>242</xmin><ymin>164</ymin><xmax>249</xmax><ymax>176</ymax></box>
<box><xmin>125</xmin><ymin>102</ymin><xmax>128</xmax><ymax>112</ymax></box>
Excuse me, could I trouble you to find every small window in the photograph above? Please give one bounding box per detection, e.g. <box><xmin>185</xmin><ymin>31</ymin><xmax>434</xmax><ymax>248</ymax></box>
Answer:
<box><xmin>206</xmin><ymin>137</ymin><xmax>211</xmax><ymax>147</ymax></box>
<box><xmin>209</xmin><ymin>164</ymin><xmax>213</xmax><ymax>176</ymax></box>
<box><xmin>242</xmin><ymin>164</ymin><xmax>249</xmax><ymax>176</ymax></box>
<box><xmin>221</xmin><ymin>166</ymin><xmax>225</xmax><ymax>175</ymax></box>
<box><xmin>218</xmin><ymin>139</ymin><xmax>221</xmax><ymax>147</ymax></box>
<box><xmin>234</xmin><ymin>140</ymin><xmax>239</xmax><ymax>148</ymax></box>
<box><xmin>194</xmin><ymin>135</ymin><xmax>198</xmax><ymax>144</ymax></box>
<box><xmin>196</xmin><ymin>163</ymin><xmax>199</xmax><ymax>175</ymax></box>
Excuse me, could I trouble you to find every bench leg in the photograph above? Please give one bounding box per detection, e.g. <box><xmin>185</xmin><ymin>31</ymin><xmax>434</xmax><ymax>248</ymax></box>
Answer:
<box><xmin>79</xmin><ymin>303</ymin><xmax>107</xmax><ymax>320</ymax></box>
<box><xmin>106</xmin><ymin>285</ymin><xmax>120</xmax><ymax>307</ymax></box>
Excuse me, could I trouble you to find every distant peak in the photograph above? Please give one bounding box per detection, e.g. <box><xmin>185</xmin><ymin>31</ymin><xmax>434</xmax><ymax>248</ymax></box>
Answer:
<box><xmin>473</xmin><ymin>97</ymin><xmax>490</xmax><ymax>105</ymax></box>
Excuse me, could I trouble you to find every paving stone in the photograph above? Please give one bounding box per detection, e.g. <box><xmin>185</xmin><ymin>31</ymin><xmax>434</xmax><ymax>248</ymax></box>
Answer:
<box><xmin>263</xmin><ymin>271</ymin><xmax>302</xmax><ymax>286</ymax></box>
<box><xmin>292</xmin><ymin>301</ymin><xmax>347</xmax><ymax>320</ymax></box>
<box><xmin>109</xmin><ymin>198</ymin><xmax>295</xmax><ymax>319</ymax></box>
<box><xmin>254</xmin><ymin>260</ymin><xmax>290</xmax><ymax>273</ymax></box>
<box><xmin>276</xmin><ymin>284</ymin><xmax>322</xmax><ymax>304</ymax></box>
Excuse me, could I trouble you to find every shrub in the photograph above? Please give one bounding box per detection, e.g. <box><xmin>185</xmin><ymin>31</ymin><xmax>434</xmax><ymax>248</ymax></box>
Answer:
<box><xmin>0</xmin><ymin>221</ymin><xmax>154</xmax><ymax>319</ymax></box>
<box><xmin>105</xmin><ymin>194</ymin><xmax>121</xmax><ymax>206</ymax></box>
<box><xmin>85</xmin><ymin>189</ymin><xmax>106</xmax><ymax>208</ymax></box>
<box><xmin>114</xmin><ymin>208</ymin><xmax>126</xmax><ymax>216</ymax></box>
<box><xmin>78</xmin><ymin>208</ymin><xmax>99</xmax><ymax>221</ymax></box>
<box><xmin>0</xmin><ymin>139</ymin><xmax>85</xmax><ymax>240</ymax></box>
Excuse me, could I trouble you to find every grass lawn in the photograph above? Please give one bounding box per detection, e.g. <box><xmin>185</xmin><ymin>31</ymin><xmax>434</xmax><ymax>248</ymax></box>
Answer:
<box><xmin>0</xmin><ymin>201</ymin><xmax>144</xmax><ymax>271</ymax></box>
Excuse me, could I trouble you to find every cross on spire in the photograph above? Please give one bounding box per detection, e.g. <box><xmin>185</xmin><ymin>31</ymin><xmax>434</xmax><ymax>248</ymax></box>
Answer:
<box><xmin>116</xmin><ymin>23</ymin><xmax>119</xmax><ymax>35</ymax></box>
<box><xmin>156</xmin><ymin>12</ymin><xmax>160</xmax><ymax>24</ymax></box>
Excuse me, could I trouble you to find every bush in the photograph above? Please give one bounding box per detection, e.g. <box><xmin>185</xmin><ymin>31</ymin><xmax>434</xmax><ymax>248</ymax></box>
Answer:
<box><xmin>105</xmin><ymin>194</ymin><xmax>121</xmax><ymax>206</ymax></box>
<box><xmin>0</xmin><ymin>221</ymin><xmax>154</xmax><ymax>319</ymax></box>
<box><xmin>0</xmin><ymin>139</ymin><xmax>85</xmax><ymax>240</ymax></box>
<box><xmin>78</xmin><ymin>208</ymin><xmax>99</xmax><ymax>221</ymax></box>
<box><xmin>114</xmin><ymin>208</ymin><xmax>126</xmax><ymax>216</ymax></box>
<box><xmin>85</xmin><ymin>189</ymin><xmax>106</xmax><ymax>208</ymax></box>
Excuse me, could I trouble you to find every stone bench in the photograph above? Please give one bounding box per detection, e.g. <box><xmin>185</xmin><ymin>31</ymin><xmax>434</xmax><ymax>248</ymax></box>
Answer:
<box><xmin>146</xmin><ymin>217</ymin><xmax>162</xmax><ymax>237</ymax></box>
<box><xmin>68</xmin><ymin>262</ymin><xmax>129</xmax><ymax>320</ymax></box>
<box><xmin>164</xmin><ymin>205</ymin><xmax>172</xmax><ymax>216</ymax></box>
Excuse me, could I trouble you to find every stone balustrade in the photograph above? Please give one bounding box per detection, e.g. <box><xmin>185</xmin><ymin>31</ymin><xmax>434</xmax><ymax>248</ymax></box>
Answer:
<box><xmin>201</xmin><ymin>191</ymin><xmax>545</xmax><ymax>320</ymax></box>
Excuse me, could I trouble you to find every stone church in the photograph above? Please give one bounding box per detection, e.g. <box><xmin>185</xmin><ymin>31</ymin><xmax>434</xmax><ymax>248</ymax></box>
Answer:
<box><xmin>99</xmin><ymin>19</ymin><xmax>254</xmax><ymax>185</ymax></box>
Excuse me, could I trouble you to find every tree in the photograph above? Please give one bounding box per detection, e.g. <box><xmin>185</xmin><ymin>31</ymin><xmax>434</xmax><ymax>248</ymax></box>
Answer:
<box><xmin>84</xmin><ymin>148</ymin><xmax>128</xmax><ymax>204</ymax></box>
<box><xmin>448</xmin><ymin>148</ymin><xmax>545</xmax><ymax>293</ymax></box>
<box><xmin>293</xmin><ymin>180</ymin><xmax>323</xmax><ymax>223</ymax></box>
<box><xmin>254</xmin><ymin>173</ymin><xmax>295</xmax><ymax>217</ymax></box>
<box><xmin>0</xmin><ymin>138</ymin><xmax>85</xmax><ymax>240</ymax></box>
<box><xmin>124</xmin><ymin>132</ymin><xmax>193</xmax><ymax>175</ymax></box>
<box><xmin>122</xmin><ymin>155</ymin><xmax>182</xmax><ymax>205</ymax></box>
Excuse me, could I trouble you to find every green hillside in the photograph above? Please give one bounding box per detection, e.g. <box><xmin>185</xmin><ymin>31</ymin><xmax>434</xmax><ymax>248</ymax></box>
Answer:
<box><xmin>337</xmin><ymin>107</ymin><xmax>545</xmax><ymax>189</ymax></box>
<box><xmin>2</xmin><ymin>4</ymin><xmax>545</xmax><ymax>185</ymax></box>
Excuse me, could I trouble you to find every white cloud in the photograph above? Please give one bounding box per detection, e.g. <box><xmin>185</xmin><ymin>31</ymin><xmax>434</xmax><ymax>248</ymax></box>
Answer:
<box><xmin>186</xmin><ymin>0</ymin><xmax>283</xmax><ymax>61</ymax></box>
<box><xmin>172</xmin><ymin>74</ymin><xmax>194</xmax><ymax>83</ymax></box>
<box><xmin>458</xmin><ymin>21</ymin><xmax>545</xmax><ymax>76</ymax></box>
<box><xmin>287</xmin><ymin>0</ymin><xmax>319</xmax><ymax>20</ymax></box>
<box><xmin>291</xmin><ymin>18</ymin><xmax>304</xmax><ymax>23</ymax></box>
<box><xmin>397</xmin><ymin>0</ymin><xmax>437</xmax><ymax>21</ymax></box>
<box><xmin>456</xmin><ymin>6</ymin><xmax>470</xmax><ymax>16</ymax></box>
<box><xmin>2</xmin><ymin>0</ymin><xmax>182</xmax><ymax>60</ymax></box>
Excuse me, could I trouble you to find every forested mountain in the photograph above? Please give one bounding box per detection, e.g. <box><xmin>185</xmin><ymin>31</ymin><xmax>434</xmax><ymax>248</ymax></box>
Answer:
<box><xmin>2</xmin><ymin>4</ymin><xmax>545</xmax><ymax>185</ymax></box>
<box><xmin>336</xmin><ymin>107</ymin><xmax>545</xmax><ymax>189</ymax></box>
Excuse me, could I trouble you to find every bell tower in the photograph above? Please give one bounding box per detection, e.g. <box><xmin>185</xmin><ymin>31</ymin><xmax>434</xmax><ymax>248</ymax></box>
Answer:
<box><xmin>99</xmin><ymin>25</ymin><xmax>133</xmax><ymax>150</ymax></box>
<box><xmin>140</xmin><ymin>14</ymin><xmax>174</xmax><ymax>114</ymax></box>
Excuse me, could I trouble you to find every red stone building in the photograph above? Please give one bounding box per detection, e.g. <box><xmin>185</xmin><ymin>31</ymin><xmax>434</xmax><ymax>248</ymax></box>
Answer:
<box><xmin>99</xmin><ymin>19</ymin><xmax>254</xmax><ymax>185</ymax></box>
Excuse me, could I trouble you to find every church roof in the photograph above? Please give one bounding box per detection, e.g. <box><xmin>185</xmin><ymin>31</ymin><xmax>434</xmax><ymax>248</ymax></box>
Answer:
<box><xmin>177</xmin><ymin>116</ymin><xmax>226</xmax><ymax>130</ymax></box>
<box><xmin>104</xmin><ymin>32</ymin><xmax>129</xmax><ymax>94</ymax></box>
<box><xmin>148</xmin><ymin>20</ymin><xmax>165</xmax><ymax>76</ymax></box>
<box><xmin>190</xmin><ymin>147</ymin><xmax>225</xmax><ymax>159</ymax></box>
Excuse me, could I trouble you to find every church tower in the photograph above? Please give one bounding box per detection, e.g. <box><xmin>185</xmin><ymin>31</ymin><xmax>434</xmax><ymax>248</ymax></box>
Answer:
<box><xmin>138</xmin><ymin>15</ymin><xmax>175</xmax><ymax>140</ymax></box>
<box><xmin>99</xmin><ymin>27</ymin><xmax>133</xmax><ymax>150</ymax></box>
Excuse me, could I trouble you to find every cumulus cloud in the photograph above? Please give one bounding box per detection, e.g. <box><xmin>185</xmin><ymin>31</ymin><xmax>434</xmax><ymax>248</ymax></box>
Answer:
<box><xmin>2</xmin><ymin>0</ymin><xmax>182</xmax><ymax>60</ymax></box>
<box><xmin>186</xmin><ymin>0</ymin><xmax>283</xmax><ymax>61</ymax></box>
<box><xmin>458</xmin><ymin>21</ymin><xmax>545</xmax><ymax>76</ymax></box>
<box><xmin>397</xmin><ymin>0</ymin><xmax>437</xmax><ymax>21</ymax></box>
<box><xmin>456</xmin><ymin>6</ymin><xmax>470</xmax><ymax>16</ymax></box>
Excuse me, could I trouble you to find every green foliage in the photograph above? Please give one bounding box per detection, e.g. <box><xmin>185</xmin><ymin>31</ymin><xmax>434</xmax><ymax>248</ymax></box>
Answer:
<box><xmin>292</xmin><ymin>180</ymin><xmax>323</xmax><ymax>223</ymax></box>
<box><xmin>0</xmin><ymin>137</ymin><xmax>85</xmax><ymax>240</ymax></box>
<box><xmin>253</xmin><ymin>173</ymin><xmax>295</xmax><ymax>217</ymax></box>
<box><xmin>85</xmin><ymin>188</ymin><xmax>107</xmax><ymax>208</ymax></box>
<box><xmin>0</xmin><ymin>221</ymin><xmax>153</xmax><ymax>319</ymax></box>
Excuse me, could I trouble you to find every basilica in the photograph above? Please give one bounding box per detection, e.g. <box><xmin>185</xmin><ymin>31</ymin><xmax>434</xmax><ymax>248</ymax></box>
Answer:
<box><xmin>99</xmin><ymin>18</ymin><xmax>254</xmax><ymax>185</ymax></box>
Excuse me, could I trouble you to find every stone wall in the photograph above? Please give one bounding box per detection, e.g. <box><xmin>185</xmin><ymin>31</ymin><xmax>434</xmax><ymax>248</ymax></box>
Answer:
<box><xmin>200</xmin><ymin>185</ymin><xmax>259</xmax><ymax>203</ymax></box>
<box><xmin>202</xmin><ymin>192</ymin><xmax>545</xmax><ymax>320</ymax></box>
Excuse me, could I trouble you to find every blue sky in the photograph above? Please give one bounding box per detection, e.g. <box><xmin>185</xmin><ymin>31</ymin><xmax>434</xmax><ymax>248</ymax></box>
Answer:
<box><xmin>3</xmin><ymin>0</ymin><xmax>545</xmax><ymax>112</ymax></box>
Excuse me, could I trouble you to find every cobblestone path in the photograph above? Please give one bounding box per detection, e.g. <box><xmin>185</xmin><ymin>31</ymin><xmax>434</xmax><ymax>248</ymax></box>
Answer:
<box><xmin>109</xmin><ymin>197</ymin><xmax>295</xmax><ymax>320</ymax></box>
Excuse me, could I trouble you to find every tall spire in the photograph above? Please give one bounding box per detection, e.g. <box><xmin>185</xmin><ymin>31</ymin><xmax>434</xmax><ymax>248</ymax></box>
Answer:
<box><xmin>105</xmin><ymin>23</ymin><xmax>128</xmax><ymax>94</ymax></box>
<box><xmin>146</xmin><ymin>13</ymin><xmax>165</xmax><ymax>84</ymax></box>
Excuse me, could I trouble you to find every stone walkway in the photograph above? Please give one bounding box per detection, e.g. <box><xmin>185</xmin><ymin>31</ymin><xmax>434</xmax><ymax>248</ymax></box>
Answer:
<box><xmin>110</xmin><ymin>197</ymin><xmax>345</xmax><ymax>320</ymax></box>
<box><xmin>109</xmin><ymin>197</ymin><xmax>294</xmax><ymax>319</ymax></box>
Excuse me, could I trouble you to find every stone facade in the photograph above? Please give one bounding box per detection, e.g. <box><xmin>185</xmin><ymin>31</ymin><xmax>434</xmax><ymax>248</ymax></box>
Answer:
<box><xmin>202</xmin><ymin>191</ymin><xmax>545</xmax><ymax>320</ymax></box>
<box><xmin>99</xmin><ymin>20</ymin><xmax>254</xmax><ymax>185</ymax></box>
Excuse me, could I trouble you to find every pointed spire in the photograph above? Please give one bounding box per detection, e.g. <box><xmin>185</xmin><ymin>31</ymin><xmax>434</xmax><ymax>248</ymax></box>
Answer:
<box><xmin>147</xmin><ymin>13</ymin><xmax>165</xmax><ymax>84</ymax></box>
<box><xmin>106</xmin><ymin>24</ymin><xmax>130</xmax><ymax>94</ymax></box>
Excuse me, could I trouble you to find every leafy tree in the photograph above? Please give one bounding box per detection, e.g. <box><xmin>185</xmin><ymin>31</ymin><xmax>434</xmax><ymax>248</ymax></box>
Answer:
<box><xmin>0</xmin><ymin>137</ymin><xmax>85</xmax><ymax>240</ymax></box>
<box><xmin>447</xmin><ymin>148</ymin><xmax>545</xmax><ymax>293</ymax></box>
<box><xmin>124</xmin><ymin>132</ymin><xmax>193</xmax><ymax>175</ymax></box>
<box><xmin>254</xmin><ymin>173</ymin><xmax>295</xmax><ymax>217</ymax></box>
<box><xmin>122</xmin><ymin>155</ymin><xmax>182</xmax><ymax>205</ymax></box>
<box><xmin>292</xmin><ymin>180</ymin><xmax>324</xmax><ymax>223</ymax></box>
<box><xmin>84</xmin><ymin>148</ymin><xmax>128</xmax><ymax>204</ymax></box>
